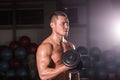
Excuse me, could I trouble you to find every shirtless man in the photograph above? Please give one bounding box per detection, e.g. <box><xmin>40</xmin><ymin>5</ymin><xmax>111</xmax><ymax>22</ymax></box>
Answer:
<box><xmin>36</xmin><ymin>11</ymin><xmax>79</xmax><ymax>80</ymax></box>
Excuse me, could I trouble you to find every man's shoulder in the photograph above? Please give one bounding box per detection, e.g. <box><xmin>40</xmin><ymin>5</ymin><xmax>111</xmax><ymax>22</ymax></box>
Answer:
<box><xmin>36</xmin><ymin>42</ymin><xmax>53</xmax><ymax>56</ymax></box>
<box><xmin>38</xmin><ymin>41</ymin><xmax>53</xmax><ymax>50</ymax></box>
<box><xmin>41</xmin><ymin>42</ymin><xmax>53</xmax><ymax>47</ymax></box>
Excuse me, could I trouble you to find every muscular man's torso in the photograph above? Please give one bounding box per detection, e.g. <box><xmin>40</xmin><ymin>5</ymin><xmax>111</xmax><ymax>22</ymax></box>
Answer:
<box><xmin>42</xmin><ymin>37</ymin><xmax>79</xmax><ymax>80</ymax></box>
<box><xmin>49</xmin><ymin>41</ymin><xmax>72</xmax><ymax>80</ymax></box>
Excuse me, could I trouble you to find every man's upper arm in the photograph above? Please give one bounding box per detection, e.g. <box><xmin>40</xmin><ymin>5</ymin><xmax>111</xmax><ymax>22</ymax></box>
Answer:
<box><xmin>36</xmin><ymin>43</ymin><xmax>53</xmax><ymax>74</ymax></box>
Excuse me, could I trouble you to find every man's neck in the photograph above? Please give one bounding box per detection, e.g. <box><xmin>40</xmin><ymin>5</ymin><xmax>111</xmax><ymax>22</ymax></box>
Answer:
<box><xmin>51</xmin><ymin>33</ymin><xmax>65</xmax><ymax>45</ymax></box>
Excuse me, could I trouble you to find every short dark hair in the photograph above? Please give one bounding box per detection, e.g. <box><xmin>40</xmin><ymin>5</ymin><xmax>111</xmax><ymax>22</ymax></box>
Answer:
<box><xmin>49</xmin><ymin>11</ymin><xmax>68</xmax><ymax>22</ymax></box>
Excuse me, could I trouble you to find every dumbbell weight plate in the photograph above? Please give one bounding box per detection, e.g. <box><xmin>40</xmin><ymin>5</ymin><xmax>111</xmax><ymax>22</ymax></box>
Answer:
<box><xmin>62</xmin><ymin>49</ymin><xmax>80</xmax><ymax>67</ymax></box>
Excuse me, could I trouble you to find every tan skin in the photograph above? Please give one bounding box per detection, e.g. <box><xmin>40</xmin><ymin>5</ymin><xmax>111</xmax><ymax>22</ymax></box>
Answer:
<box><xmin>36</xmin><ymin>15</ymin><xmax>75</xmax><ymax>80</ymax></box>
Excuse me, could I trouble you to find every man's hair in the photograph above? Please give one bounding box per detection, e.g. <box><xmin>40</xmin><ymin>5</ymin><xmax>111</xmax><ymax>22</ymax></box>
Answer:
<box><xmin>49</xmin><ymin>11</ymin><xmax>68</xmax><ymax>22</ymax></box>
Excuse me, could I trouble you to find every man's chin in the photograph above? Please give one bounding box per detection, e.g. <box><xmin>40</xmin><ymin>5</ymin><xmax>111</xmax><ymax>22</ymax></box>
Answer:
<box><xmin>61</xmin><ymin>32</ymin><xmax>68</xmax><ymax>37</ymax></box>
<box><xmin>64</xmin><ymin>34</ymin><xmax>68</xmax><ymax>37</ymax></box>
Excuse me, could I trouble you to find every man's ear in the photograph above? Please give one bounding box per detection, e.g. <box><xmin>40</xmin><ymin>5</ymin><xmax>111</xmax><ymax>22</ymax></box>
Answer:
<box><xmin>50</xmin><ymin>22</ymin><xmax>54</xmax><ymax>29</ymax></box>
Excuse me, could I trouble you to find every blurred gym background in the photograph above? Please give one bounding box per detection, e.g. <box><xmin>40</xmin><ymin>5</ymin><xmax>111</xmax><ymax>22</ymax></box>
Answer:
<box><xmin>0</xmin><ymin>0</ymin><xmax>120</xmax><ymax>80</ymax></box>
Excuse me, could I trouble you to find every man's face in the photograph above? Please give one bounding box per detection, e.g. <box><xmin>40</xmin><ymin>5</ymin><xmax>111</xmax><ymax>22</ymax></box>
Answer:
<box><xmin>53</xmin><ymin>16</ymin><xmax>69</xmax><ymax>37</ymax></box>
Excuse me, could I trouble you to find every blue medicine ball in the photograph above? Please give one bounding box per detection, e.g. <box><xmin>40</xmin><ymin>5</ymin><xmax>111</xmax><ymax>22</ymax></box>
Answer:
<box><xmin>96</xmin><ymin>69</ymin><xmax>108</xmax><ymax>80</ymax></box>
<box><xmin>93</xmin><ymin>59</ymin><xmax>105</xmax><ymax>69</ymax></box>
<box><xmin>76</xmin><ymin>46</ymin><xmax>88</xmax><ymax>55</ymax></box>
<box><xmin>81</xmin><ymin>56</ymin><xmax>91</xmax><ymax>69</ymax></box>
<box><xmin>102</xmin><ymin>50</ymin><xmax>115</xmax><ymax>63</ymax></box>
<box><xmin>80</xmin><ymin>69</ymin><xmax>87</xmax><ymax>78</ymax></box>
<box><xmin>0</xmin><ymin>61</ymin><xmax>9</xmax><ymax>72</ymax></box>
<box><xmin>106</xmin><ymin>63</ymin><xmax>117</xmax><ymax>73</ymax></box>
<box><xmin>86</xmin><ymin>68</ymin><xmax>96</xmax><ymax>79</ymax></box>
<box><xmin>1</xmin><ymin>48</ymin><xmax>13</xmax><ymax>61</ymax></box>
<box><xmin>14</xmin><ymin>47</ymin><xmax>27</xmax><ymax>60</ymax></box>
<box><xmin>6</xmin><ymin>69</ymin><xmax>15</xmax><ymax>77</ymax></box>
<box><xmin>16</xmin><ymin>67</ymin><xmax>28</xmax><ymax>77</ymax></box>
<box><xmin>90</xmin><ymin>47</ymin><xmax>101</xmax><ymax>57</ymax></box>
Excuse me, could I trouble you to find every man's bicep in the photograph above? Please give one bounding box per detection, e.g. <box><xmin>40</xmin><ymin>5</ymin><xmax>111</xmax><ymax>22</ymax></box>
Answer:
<box><xmin>36</xmin><ymin>46</ymin><xmax>52</xmax><ymax>73</ymax></box>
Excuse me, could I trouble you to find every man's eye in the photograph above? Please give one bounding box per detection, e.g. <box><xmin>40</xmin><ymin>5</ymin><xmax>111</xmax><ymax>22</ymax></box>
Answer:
<box><xmin>66</xmin><ymin>23</ymin><xmax>69</xmax><ymax>26</ymax></box>
<box><xmin>65</xmin><ymin>23</ymin><xmax>69</xmax><ymax>26</ymax></box>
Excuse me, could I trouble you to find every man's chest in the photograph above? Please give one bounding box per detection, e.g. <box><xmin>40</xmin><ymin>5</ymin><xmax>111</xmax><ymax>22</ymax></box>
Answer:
<box><xmin>51</xmin><ymin>43</ymin><xmax>72</xmax><ymax>65</ymax></box>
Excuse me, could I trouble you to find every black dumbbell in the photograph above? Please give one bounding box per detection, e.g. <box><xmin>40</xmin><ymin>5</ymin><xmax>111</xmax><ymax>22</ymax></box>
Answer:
<box><xmin>62</xmin><ymin>49</ymin><xmax>82</xmax><ymax>72</ymax></box>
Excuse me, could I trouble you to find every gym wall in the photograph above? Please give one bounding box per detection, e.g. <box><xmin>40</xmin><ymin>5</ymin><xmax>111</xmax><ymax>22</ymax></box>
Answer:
<box><xmin>0</xmin><ymin>1</ymin><xmax>56</xmax><ymax>45</ymax></box>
